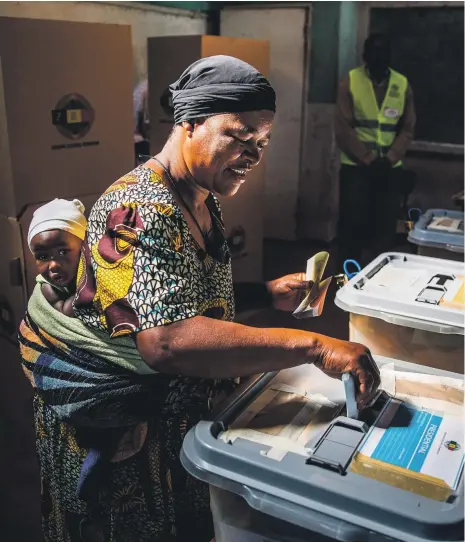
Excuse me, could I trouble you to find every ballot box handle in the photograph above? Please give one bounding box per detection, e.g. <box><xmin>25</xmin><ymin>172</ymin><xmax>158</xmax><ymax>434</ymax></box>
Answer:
<box><xmin>243</xmin><ymin>485</ymin><xmax>372</xmax><ymax>542</ymax></box>
<box><xmin>445</xmin><ymin>243</ymin><xmax>464</xmax><ymax>253</ymax></box>
<box><xmin>377</xmin><ymin>311</ymin><xmax>462</xmax><ymax>335</ymax></box>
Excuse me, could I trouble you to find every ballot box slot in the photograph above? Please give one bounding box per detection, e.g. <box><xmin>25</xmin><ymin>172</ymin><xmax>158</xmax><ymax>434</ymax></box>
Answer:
<box><xmin>416</xmin><ymin>273</ymin><xmax>456</xmax><ymax>305</ymax></box>
<box><xmin>305</xmin><ymin>391</ymin><xmax>392</xmax><ymax>475</ymax></box>
<box><xmin>353</xmin><ymin>254</ymin><xmax>407</xmax><ymax>290</ymax></box>
<box><xmin>305</xmin><ymin>417</ymin><xmax>368</xmax><ymax>475</ymax></box>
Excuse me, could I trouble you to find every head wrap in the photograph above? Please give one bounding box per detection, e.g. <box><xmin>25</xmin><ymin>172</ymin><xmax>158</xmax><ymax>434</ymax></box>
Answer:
<box><xmin>28</xmin><ymin>198</ymin><xmax>87</xmax><ymax>250</ymax></box>
<box><xmin>169</xmin><ymin>55</ymin><xmax>276</xmax><ymax>125</ymax></box>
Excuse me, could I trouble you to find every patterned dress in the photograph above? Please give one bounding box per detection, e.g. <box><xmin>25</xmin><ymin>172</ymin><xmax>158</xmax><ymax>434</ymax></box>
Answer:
<box><xmin>33</xmin><ymin>165</ymin><xmax>236</xmax><ymax>541</ymax></box>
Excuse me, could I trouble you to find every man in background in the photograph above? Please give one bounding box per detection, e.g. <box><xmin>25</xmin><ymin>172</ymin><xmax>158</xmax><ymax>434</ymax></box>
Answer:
<box><xmin>335</xmin><ymin>33</ymin><xmax>416</xmax><ymax>268</ymax></box>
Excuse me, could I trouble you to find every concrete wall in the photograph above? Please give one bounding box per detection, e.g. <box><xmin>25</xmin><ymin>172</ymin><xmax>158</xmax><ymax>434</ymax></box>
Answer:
<box><xmin>298</xmin><ymin>104</ymin><xmax>340</xmax><ymax>242</ymax></box>
<box><xmin>338</xmin><ymin>2</ymin><xmax>359</xmax><ymax>81</ymax></box>
<box><xmin>298</xmin><ymin>2</ymin><xmax>359</xmax><ymax>243</ymax></box>
<box><xmin>0</xmin><ymin>1</ymin><xmax>207</xmax><ymax>85</ymax></box>
<box><xmin>221</xmin><ymin>5</ymin><xmax>309</xmax><ymax>241</ymax></box>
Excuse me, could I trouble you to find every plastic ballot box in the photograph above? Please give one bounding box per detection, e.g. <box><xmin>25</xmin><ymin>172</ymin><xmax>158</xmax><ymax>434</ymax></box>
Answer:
<box><xmin>335</xmin><ymin>252</ymin><xmax>464</xmax><ymax>374</ymax></box>
<box><xmin>408</xmin><ymin>209</ymin><xmax>464</xmax><ymax>262</ymax></box>
<box><xmin>181</xmin><ymin>357</ymin><xmax>464</xmax><ymax>542</ymax></box>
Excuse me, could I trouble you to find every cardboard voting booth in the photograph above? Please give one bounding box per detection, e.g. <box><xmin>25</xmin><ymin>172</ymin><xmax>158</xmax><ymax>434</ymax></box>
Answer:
<box><xmin>0</xmin><ymin>18</ymin><xmax>133</xmax><ymax>341</ymax></box>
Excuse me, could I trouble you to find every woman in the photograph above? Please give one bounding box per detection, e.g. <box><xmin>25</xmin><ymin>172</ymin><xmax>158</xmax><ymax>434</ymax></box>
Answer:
<box><xmin>20</xmin><ymin>56</ymin><xmax>380</xmax><ymax>542</ymax></box>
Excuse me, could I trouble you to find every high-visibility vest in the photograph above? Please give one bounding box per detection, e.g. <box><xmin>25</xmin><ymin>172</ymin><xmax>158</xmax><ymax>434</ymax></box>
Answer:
<box><xmin>341</xmin><ymin>66</ymin><xmax>408</xmax><ymax>167</ymax></box>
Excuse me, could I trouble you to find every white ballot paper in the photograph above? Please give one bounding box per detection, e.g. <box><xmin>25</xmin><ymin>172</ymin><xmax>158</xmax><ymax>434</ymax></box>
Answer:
<box><xmin>293</xmin><ymin>251</ymin><xmax>332</xmax><ymax>319</ymax></box>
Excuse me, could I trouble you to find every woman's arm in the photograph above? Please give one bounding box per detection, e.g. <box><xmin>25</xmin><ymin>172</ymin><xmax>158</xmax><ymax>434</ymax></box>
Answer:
<box><xmin>136</xmin><ymin>316</ymin><xmax>379</xmax><ymax>405</ymax></box>
<box><xmin>82</xmin><ymin>203</ymin><xmax>379</xmax><ymax>404</ymax></box>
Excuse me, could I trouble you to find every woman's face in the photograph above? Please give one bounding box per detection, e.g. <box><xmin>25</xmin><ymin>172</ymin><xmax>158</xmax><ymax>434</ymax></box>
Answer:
<box><xmin>183</xmin><ymin>110</ymin><xmax>274</xmax><ymax>197</ymax></box>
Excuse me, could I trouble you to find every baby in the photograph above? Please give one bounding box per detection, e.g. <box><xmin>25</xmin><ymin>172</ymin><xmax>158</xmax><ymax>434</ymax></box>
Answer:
<box><xmin>28</xmin><ymin>198</ymin><xmax>87</xmax><ymax>317</ymax></box>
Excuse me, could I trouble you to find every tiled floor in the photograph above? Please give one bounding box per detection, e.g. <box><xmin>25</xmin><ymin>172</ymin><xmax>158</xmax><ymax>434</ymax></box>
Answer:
<box><xmin>0</xmin><ymin>338</ymin><xmax>43</xmax><ymax>542</ymax></box>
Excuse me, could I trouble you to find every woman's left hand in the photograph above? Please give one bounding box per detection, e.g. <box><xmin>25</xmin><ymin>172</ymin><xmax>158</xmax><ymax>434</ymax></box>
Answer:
<box><xmin>266</xmin><ymin>273</ymin><xmax>312</xmax><ymax>312</ymax></box>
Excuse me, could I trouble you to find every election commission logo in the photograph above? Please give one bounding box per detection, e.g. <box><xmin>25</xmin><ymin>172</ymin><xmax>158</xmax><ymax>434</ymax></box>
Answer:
<box><xmin>51</xmin><ymin>93</ymin><xmax>95</xmax><ymax>140</ymax></box>
<box><xmin>445</xmin><ymin>441</ymin><xmax>460</xmax><ymax>452</ymax></box>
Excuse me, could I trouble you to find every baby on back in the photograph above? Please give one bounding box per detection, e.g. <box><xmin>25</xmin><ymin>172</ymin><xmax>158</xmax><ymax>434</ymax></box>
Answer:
<box><xmin>27</xmin><ymin>198</ymin><xmax>87</xmax><ymax>317</ymax></box>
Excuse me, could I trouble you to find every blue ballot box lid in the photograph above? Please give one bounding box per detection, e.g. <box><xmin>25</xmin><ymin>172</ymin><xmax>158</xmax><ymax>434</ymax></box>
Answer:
<box><xmin>408</xmin><ymin>209</ymin><xmax>464</xmax><ymax>253</ymax></box>
<box><xmin>181</xmin><ymin>358</ymin><xmax>464</xmax><ymax>542</ymax></box>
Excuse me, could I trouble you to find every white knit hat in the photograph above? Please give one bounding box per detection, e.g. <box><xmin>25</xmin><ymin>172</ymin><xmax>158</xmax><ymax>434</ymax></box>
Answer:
<box><xmin>28</xmin><ymin>198</ymin><xmax>87</xmax><ymax>251</ymax></box>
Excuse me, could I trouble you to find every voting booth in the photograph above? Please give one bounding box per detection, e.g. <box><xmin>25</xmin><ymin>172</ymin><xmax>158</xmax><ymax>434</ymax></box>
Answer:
<box><xmin>181</xmin><ymin>357</ymin><xmax>464</xmax><ymax>542</ymax></box>
<box><xmin>0</xmin><ymin>18</ymin><xmax>133</xmax><ymax>341</ymax></box>
<box><xmin>335</xmin><ymin>253</ymin><xmax>464</xmax><ymax>374</ymax></box>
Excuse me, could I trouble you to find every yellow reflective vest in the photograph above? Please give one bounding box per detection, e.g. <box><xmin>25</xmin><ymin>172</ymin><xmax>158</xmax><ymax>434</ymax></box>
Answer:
<box><xmin>341</xmin><ymin>66</ymin><xmax>408</xmax><ymax>167</ymax></box>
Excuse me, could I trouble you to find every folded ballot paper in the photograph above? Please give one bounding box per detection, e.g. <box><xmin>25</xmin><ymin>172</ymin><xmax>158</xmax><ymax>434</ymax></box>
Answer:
<box><xmin>293</xmin><ymin>252</ymin><xmax>332</xmax><ymax>319</ymax></box>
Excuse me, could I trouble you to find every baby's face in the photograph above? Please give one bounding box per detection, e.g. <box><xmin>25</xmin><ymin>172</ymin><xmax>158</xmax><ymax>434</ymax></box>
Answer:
<box><xmin>30</xmin><ymin>230</ymin><xmax>82</xmax><ymax>288</ymax></box>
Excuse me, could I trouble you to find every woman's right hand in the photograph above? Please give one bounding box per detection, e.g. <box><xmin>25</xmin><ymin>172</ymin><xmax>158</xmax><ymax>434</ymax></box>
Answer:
<box><xmin>312</xmin><ymin>337</ymin><xmax>381</xmax><ymax>407</ymax></box>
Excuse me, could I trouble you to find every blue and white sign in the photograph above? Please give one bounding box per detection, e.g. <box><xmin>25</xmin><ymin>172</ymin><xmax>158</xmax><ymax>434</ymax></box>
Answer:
<box><xmin>360</xmin><ymin>403</ymin><xmax>464</xmax><ymax>490</ymax></box>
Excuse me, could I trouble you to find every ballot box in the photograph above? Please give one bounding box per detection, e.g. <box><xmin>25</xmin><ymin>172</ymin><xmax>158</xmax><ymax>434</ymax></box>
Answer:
<box><xmin>408</xmin><ymin>209</ymin><xmax>464</xmax><ymax>262</ymax></box>
<box><xmin>335</xmin><ymin>252</ymin><xmax>464</xmax><ymax>374</ymax></box>
<box><xmin>181</xmin><ymin>357</ymin><xmax>463</xmax><ymax>542</ymax></box>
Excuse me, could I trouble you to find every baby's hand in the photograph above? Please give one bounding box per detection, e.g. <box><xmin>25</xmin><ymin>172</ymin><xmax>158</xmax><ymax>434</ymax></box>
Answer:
<box><xmin>62</xmin><ymin>297</ymin><xmax>77</xmax><ymax>318</ymax></box>
<box><xmin>41</xmin><ymin>282</ymin><xmax>62</xmax><ymax>305</ymax></box>
<box><xmin>40</xmin><ymin>283</ymin><xmax>76</xmax><ymax>317</ymax></box>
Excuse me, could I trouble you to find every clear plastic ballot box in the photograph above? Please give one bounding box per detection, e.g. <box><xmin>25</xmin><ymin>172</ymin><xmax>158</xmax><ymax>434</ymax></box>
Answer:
<box><xmin>335</xmin><ymin>252</ymin><xmax>464</xmax><ymax>374</ymax></box>
<box><xmin>181</xmin><ymin>357</ymin><xmax>464</xmax><ymax>542</ymax></box>
<box><xmin>408</xmin><ymin>209</ymin><xmax>464</xmax><ymax>262</ymax></box>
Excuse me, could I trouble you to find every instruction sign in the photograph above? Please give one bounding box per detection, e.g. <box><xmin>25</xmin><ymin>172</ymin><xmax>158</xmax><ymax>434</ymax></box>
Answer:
<box><xmin>359</xmin><ymin>401</ymin><xmax>464</xmax><ymax>490</ymax></box>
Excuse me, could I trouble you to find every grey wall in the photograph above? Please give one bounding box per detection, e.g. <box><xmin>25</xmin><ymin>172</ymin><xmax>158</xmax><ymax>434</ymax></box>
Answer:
<box><xmin>298</xmin><ymin>1</ymin><xmax>358</xmax><ymax>242</ymax></box>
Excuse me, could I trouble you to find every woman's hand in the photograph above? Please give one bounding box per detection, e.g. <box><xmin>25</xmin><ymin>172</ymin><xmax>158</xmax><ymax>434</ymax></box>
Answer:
<box><xmin>313</xmin><ymin>337</ymin><xmax>381</xmax><ymax>407</ymax></box>
<box><xmin>266</xmin><ymin>273</ymin><xmax>312</xmax><ymax>312</ymax></box>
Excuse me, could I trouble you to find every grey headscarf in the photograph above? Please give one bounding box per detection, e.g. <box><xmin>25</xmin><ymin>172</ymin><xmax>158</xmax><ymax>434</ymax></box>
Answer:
<box><xmin>168</xmin><ymin>55</ymin><xmax>276</xmax><ymax>124</ymax></box>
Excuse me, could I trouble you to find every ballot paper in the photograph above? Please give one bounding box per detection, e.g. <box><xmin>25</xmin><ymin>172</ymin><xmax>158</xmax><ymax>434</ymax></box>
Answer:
<box><xmin>293</xmin><ymin>251</ymin><xmax>332</xmax><ymax>319</ymax></box>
